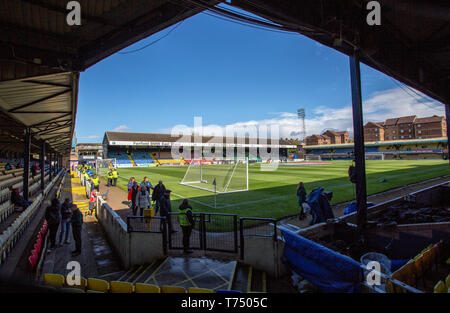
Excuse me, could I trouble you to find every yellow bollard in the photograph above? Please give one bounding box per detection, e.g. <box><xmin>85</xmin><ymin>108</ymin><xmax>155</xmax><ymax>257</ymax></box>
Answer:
<box><xmin>143</xmin><ymin>207</ymin><xmax>155</xmax><ymax>231</ymax></box>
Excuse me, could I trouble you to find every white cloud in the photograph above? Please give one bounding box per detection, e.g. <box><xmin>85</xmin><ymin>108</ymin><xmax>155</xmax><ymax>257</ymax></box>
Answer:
<box><xmin>113</xmin><ymin>125</ymin><xmax>131</xmax><ymax>132</ymax></box>
<box><xmin>161</xmin><ymin>87</ymin><xmax>445</xmax><ymax>139</ymax></box>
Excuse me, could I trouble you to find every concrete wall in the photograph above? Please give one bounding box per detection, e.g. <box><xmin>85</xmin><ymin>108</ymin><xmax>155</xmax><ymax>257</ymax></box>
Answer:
<box><xmin>96</xmin><ymin>196</ymin><xmax>164</xmax><ymax>269</ymax></box>
<box><xmin>243</xmin><ymin>235</ymin><xmax>287</xmax><ymax>278</ymax></box>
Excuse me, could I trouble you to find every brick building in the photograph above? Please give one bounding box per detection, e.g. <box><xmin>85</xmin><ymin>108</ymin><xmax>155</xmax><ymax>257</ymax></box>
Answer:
<box><xmin>364</xmin><ymin>122</ymin><xmax>385</xmax><ymax>141</ymax></box>
<box><xmin>415</xmin><ymin>115</ymin><xmax>447</xmax><ymax>139</ymax></box>
<box><xmin>305</xmin><ymin>134</ymin><xmax>331</xmax><ymax>146</ymax></box>
<box><xmin>321</xmin><ymin>130</ymin><xmax>350</xmax><ymax>144</ymax></box>
<box><xmin>396</xmin><ymin>115</ymin><xmax>416</xmax><ymax>140</ymax></box>
<box><xmin>384</xmin><ymin>118</ymin><xmax>399</xmax><ymax>141</ymax></box>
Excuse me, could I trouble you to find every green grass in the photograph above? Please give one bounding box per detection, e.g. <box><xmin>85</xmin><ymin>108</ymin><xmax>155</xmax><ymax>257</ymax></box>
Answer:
<box><xmin>105</xmin><ymin>160</ymin><xmax>449</xmax><ymax>222</ymax></box>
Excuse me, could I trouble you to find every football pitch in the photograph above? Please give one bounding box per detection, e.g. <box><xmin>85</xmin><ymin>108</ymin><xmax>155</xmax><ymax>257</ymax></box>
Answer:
<box><xmin>111</xmin><ymin>160</ymin><xmax>449</xmax><ymax>220</ymax></box>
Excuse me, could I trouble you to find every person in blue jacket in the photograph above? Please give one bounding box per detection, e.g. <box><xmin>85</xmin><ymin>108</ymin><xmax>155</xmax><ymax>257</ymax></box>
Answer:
<box><xmin>296</xmin><ymin>181</ymin><xmax>307</xmax><ymax>220</ymax></box>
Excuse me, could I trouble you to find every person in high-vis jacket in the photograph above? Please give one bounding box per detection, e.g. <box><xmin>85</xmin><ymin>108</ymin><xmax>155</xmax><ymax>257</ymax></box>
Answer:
<box><xmin>107</xmin><ymin>169</ymin><xmax>114</xmax><ymax>186</ymax></box>
<box><xmin>90</xmin><ymin>174</ymin><xmax>100</xmax><ymax>192</ymax></box>
<box><xmin>82</xmin><ymin>171</ymin><xmax>90</xmax><ymax>186</ymax></box>
<box><xmin>178</xmin><ymin>199</ymin><xmax>195</xmax><ymax>254</ymax></box>
<box><xmin>112</xmin><ymin>168</ymin><xmax>119</xmax><ymax>186</ymax></box>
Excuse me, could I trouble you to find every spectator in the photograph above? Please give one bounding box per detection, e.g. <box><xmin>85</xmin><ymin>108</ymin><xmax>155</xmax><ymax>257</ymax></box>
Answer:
<box><xmin>89</xmin><ymin>188</ymin><xmax>98</xmax><ymax>216</ymax></box>
<box><xmin>31</xmin><ymin>163</ymin><xmax>38</xmax><ymax>178</ymax></box>
<box><xmin>15</xmin><ymin>161</ymin><xmax>21</xmax><ymax>169</ymax></box>
<box><xmin>71</xmin><ymin>204</ymin><xmax>83</xmax><ymax>256</ymax></box>
<box><xmin>152</xmin><ymin>180</ymin><xmax>166</xmax><ymax>216</ymax></box>
<box><xmin>5</xmin><ymin>163</ymin><xmax>11</xmax><ymax>171</ymax></box>
<box><xmin>297</xmin><ymin>181</ymin><xmax>307</xmax><ymax>220</ymax></box>
<box><xmin>130</xmin><ymin>181</ymin><xmax>139</xmax><ymax>215</ymax></box>
<box><xmin>141</xmin><ymin>176</ymin><xmax>152</xmax><ymax>193</ymax></box>
<box><xmin>135</xmin><ymin>184</ymin><xmax>151</xmax><ymax>216</ymax></box>
<box><xmin>59</xmin><ymin>198</ymin><xmax>73</xmax><ymax>245</ymax></box>
<box><xmin>127</xmin><ymin>177</ymin><xmax>136</xmax><ymax>193</ymax></box>
<box><xmin>10</xmin><ymin>187</ymin><xmax>32</xmax><ymax>211</ymax></box>
<box><xmin>45</xmin><ymin>198</ymin><xmax>61</xmax><ymax>251</ymax></box>
<box><xmin>159</xmin><ymin>189</ymin><xmax>173</xmax><ymax>233</ymax></box>
<box><xmin>178</xmin><ymin>199</ymin><xmax>195</xmax><ymax>254</ymax></box>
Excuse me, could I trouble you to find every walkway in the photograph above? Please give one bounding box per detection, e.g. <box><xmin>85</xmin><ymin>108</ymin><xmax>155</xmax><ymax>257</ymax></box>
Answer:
<box><xmin>41</xmin><ymin>172</ymin><xmax>121</xmax><ymax>279</ymax></box>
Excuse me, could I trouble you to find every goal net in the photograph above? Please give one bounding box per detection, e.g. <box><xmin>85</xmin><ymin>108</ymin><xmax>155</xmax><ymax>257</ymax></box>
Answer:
<box><xmin>96</xmin><ymin>158</ymin><xmax>117</xmax><ymax>177</ymax></box>
<box><xmin>180</xmin><ymin>160</ymin><xmax>248</xmax><ymax>194</ymax></box>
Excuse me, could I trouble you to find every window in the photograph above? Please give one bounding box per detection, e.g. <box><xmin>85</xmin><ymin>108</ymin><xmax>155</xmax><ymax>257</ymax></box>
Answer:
<box><xmin>392</xmin><ymin>130</ymin><xmax>396</xmax><ymax>134</ymax></box>
<box><xmin>400</xmin><ymin>130</ymin><xmax>404</xmax><ymax>133</ymax></box>
<box><xmin>400</xmin><ymin>124</ymin><xmax>403</xmax><ymax>127</ymax></box>
<box><xmin>408</xmin><ymin>129</ymin><xmax>411</xmax><ymax>133</ymax></box>
<box><xmin>400</xmin><ymin>136</ymin><xmax>404</xmax><ymax>139</ymax></box>
<box><xmin>417</xmin><ymin>124</ymin><xmax>421</xmax><ymax>128</ymax></box>
<box><xmin>418</xmin><ymin>130</ymin><xmax>422</xmax><ymax>134</ymax></box>
<box><xmin>393</xmin><ymin>136</ymin><xmax>396</xmax><ymax>140</ymax></box>
<box><xmin>408</xmin><ymin>123</ymin><xmax>411</xmax><ymax>126</ymax></box>
<box><xmin>375</xmin><ymin>134</ymin><xmax>378</xmax><ymax>137</ymax></box>
<box><xmin>409</xmin><ymin>135</ymin><xmax>412</xmax><ymax>138</ymax></box>
<box><xmin>418</xmin><ymin>136</ymin><xmax>422</xmax><ymax>139</ymax></box>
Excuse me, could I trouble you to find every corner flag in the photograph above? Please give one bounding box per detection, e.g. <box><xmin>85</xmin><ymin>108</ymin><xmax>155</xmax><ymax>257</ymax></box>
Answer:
<box><xmin>213</xmin><ymin>178</ymin><xmax>216</xmax><ymax>186</ymax></box>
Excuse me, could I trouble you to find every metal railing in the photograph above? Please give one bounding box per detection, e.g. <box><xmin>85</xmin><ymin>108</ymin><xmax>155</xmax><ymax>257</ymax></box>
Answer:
<box><xmin>126</xmin><ymin>215</ymin><xmax>166</xmax><ymax>233</ymax></box>
<box><xmin>239</xmin><ymin>217</ymin><xmax>278</xmax><ymax>259</ymax></box>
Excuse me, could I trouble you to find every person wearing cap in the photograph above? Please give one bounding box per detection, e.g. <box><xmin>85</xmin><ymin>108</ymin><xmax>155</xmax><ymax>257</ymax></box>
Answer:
<box><xmin>159</xmin><ymin>189</ymin><xmax>173</xmax><ymax>233</ymax></box>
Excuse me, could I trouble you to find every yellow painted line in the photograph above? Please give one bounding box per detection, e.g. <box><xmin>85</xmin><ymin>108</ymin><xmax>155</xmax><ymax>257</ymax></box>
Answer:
<box><xmin>247</xmin><ymin>266</ymin><xmax>252</xmax><ymax>293</ymax></box>
<box><xmin>228</xmin><ymin>261</ymin><xmax>237</xmax><ymax>291</ymax></box>
<box><xmin>126</xmin><ymin>265</ymin><xmax>144</xmax><ymax>282</ymax></box>
<box><xmin>179</xmin><ymin>267</ymin><xmax>198</xmax><ymax>288</ymax></box>
<box><xmin>117</xmin><ymin>267</ymin><xmax>135</xmax><ymax>282</ymax></box>
<box><xmin>215</xmin><ymin>282</ymin><xmax>229</xmax><ymax>291</ymax></box>
<box><xmin>210</xmin><ymin>268</ymin><xmax>230</xmax><ymax>284</ymax></box>
<box><xmin>171</xmin><ymin>263</ymin><xmax>230</xmax><ymax>287</ymax></box>
<box><xmin>144</xmin><ymin>258</ymin><xmax>168</xmax><ymax>284</ymax></box>
<box><xmin>132</xmin><ymin>261</ymin><xmax>155</xmax><ymax>284</ymax></box>
<box><xmin>262</xmin><ymin>272</ymin><xmax>267</xmax><ymax>293</ymax></box>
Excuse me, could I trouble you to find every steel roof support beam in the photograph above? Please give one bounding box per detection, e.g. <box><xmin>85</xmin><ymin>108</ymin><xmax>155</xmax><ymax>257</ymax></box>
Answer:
<box><xmin>49</xmin><ymin>152</ymin><xmax>53</xmax><ymax>180</ymax></box>
<box><xmin>40</xmin><ymin>140</ymin><xmax>45</xmax><ymax>191</ymax></box>
<box><xmin>8</xmin><ymin>89</ymin><xmax>71</xmax><ymax>113</ymax></box>
<box><xmin>349</xmin><ymin>51</ymin><xmax>367</xmax><ymax>239</ymax></box>
<box><xmin>30</xmin><ymin>113</ymin><xmax>72</xmax><ymax>127</ymax></box>
<box><xmin>23</xmin><ymin>127</ymin><xmax>31</xmax><ymax>201</ymax></box>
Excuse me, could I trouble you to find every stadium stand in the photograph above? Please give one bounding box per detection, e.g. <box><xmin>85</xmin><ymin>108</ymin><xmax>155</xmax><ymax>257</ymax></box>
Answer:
<box><xmin>385</xmin><ymin>241</ymin><xmax>448</xmax><ymax>293</ymax></box>
<box><xmin>0</xmin><ymin>169</ymin><xmax>64</xmax><ymax>266</ymax></box>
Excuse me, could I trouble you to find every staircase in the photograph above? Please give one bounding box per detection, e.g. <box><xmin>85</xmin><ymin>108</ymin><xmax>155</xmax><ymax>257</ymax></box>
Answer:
<box><xmin>231</xmin><ymin>263</ymin><xmax>267</xmax><ymax>293</ymax></box>
<box><xmin>127</xmin><ymin>153</ymin><xmax>137</xmax><ymax>167</ymax></box>
<box><xmin>95</xmin><ymin>258</ymin><xmax>272</xmax><ymax>293</ymax></box>
<box><xmin>149</xmin><ymin>153</ymin><xmax>161</xmax><ymax>166</ymax></box>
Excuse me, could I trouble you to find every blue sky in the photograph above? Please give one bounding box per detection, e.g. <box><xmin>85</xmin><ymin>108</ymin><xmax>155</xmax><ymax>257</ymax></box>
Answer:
<box><xmin>75</xmin><ymin>9</ymin><xmax>443</xmax><ymax>142</ymax></box>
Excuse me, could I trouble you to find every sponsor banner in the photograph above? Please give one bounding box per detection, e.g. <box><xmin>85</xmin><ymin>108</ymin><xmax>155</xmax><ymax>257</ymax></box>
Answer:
<box><xmin>109</xmin><ymin>140</ymin><xmax>296</xmax><ymax>149</ymax></box>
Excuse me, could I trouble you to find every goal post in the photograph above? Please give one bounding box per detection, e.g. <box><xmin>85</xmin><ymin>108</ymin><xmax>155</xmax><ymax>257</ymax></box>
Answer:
<box><xmin>180</xmin><ymin>159</ymin><xmax>249</xmax><ymax>194</ymax></box>
<box><xmin>96</xmin><ymin>158</ymin><xmax>117</xmax><ymax>177</ymax></box>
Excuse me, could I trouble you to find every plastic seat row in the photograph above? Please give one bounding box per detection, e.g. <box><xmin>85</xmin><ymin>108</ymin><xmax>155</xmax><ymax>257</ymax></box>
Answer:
<box><xmin>43</xmin><ymin>274</ymin><xmax>212</xmax><ymax>293</ymax></box>
<box><xmin>433</xmin><ymin>274</ymin><xmax>450</xmax><ymax>293</ymax></box>
<box><xmin>28</xmin><ymin>221</ymin><xmax>48</xmax><ymax>270</ymax></box>
<box><xmin>386</xmin><ymin>241</ymin><xmax>444</xmax><ymax>293</ymax></box>
<box><xmin>43</xmin><ymin>273</ymin><xmax>241</xmax><ymax>294</ymax></box>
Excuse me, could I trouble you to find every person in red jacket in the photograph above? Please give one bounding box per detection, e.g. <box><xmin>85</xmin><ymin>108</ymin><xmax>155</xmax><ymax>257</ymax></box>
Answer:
<box><xmin>88</xmin><ymin>188</ymin><xmax>98</xmax><ymax>216</ymax></box>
